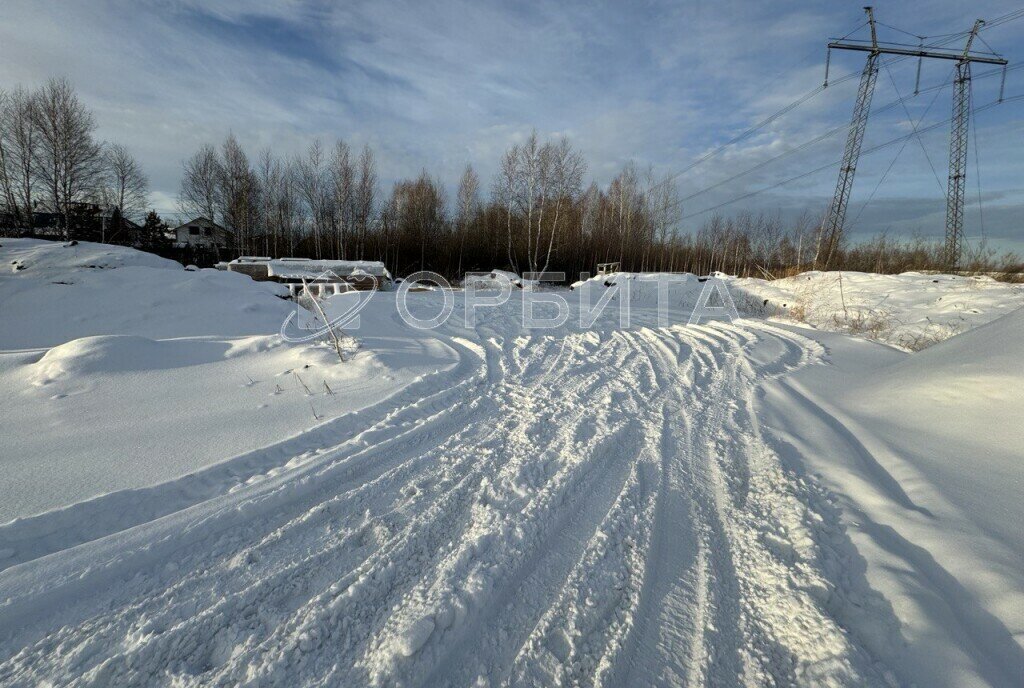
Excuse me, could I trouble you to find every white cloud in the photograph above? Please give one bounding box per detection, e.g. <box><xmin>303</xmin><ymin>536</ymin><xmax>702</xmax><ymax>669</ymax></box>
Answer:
<box><xmin>1</xmin><ymin>0</ymin><xmax>1021</xmax><ymax>243</ymax></box>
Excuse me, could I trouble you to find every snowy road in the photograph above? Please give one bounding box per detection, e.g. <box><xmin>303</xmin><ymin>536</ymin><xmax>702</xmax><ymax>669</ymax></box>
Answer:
<box><xmin>0</xmin><ymin>302</ymin><xmax>946</xmax><ymax>685</ymax></box>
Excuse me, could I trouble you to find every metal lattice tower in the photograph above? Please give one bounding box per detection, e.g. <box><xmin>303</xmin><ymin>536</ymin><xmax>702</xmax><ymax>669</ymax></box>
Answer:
<box><xmin>944</xmin><ymin>20</ymin><xmax>984</xmax><ymax>271</ymax></box>
<box><xmin>822</xmin><ymin>9</ymin><xmax>1006</xmax><ymax>271</ymax></box>
<box><xmin>820</xmin><ymin>32</ymin><xmax>880</xmax><ymax>269</ymax></box>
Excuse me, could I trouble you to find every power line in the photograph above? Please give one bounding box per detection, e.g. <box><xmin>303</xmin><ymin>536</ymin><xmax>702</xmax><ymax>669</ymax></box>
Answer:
<box><xmin>665</xmin><ymin>62</ymin><xmax>1019</xmax><ymax>214</ymax></box>
<box><xmin>885</xmin><ymin>62</ymin><xmax>949</xmax><ymax>194</ymax></box>
<box><xmin>875</xmin><ymin>20</ymin><xmax>924</xmax><ymax>41</ymax></box>
<box><xmin>848</xmin><ymin>64</ymin><xmax>951</xmax><ymax>228</ymax></box>
<box><xmin>647</xmin><ymin>13</ymin><xmax>1024</xmax><ymax>198</ymax></box>
<box><xmin>678</xmin><ymin>95</ymin><xmax>1021</xmax><ymax>221</ymax></box>
<box><xmin>669</xmin><ymin>8</ymin><xmax>1021</xmax><ymax>248</ymax></box>
<box><xmin>980</xmin><ymin>7</ymin><xmax>1024</xmax><ymax>30</ymax></box>
<box><xmin>677</xmin><ymin>67</ymin><xmax>964</xmax><ymax>205</ymax></box>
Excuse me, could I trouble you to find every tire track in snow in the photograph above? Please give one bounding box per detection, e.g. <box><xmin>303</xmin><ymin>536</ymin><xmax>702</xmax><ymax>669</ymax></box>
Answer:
<box><xmin>205</xmin><ymin>330</ymin><xmax>634</xmax><ymax>686</ymax></box>
<box><xmin>0</xmin><ymin>331</ymin><xmax>484</xmax><ymax>574</ymax></box>
<box><xmin>339</xmin><ymin>333</ymin><xmax>646</xmax><ymax>685</ymax></box>
<box><xmin>0</xmin><ymin>314</ymin><xmax>906</xmax><ymax>687</ymax></box>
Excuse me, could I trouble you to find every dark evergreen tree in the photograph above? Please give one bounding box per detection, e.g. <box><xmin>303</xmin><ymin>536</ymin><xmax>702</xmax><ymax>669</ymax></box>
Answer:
<box><xmin>139</xmin><ymin>210</ymin><xmax>171</xmax><ymax>251</ymax></box>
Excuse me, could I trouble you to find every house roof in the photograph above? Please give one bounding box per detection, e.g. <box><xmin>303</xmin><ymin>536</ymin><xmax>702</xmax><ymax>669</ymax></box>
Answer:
<box><xmin>172</xmin><ymin>217</ymin><xmax>230</xmax><ymax>234</ymax></box>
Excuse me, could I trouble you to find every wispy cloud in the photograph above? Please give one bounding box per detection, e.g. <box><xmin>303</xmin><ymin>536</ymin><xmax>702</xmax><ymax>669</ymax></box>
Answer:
<box><xmin>1</xmin><ymin>0</ymin><xmax>1021</xmax><ymax>247</ymax></box>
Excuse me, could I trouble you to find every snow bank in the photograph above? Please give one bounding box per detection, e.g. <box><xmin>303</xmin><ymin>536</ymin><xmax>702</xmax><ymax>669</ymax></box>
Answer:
<box><xmin>737</xmin><ymin>270</ymin><xmax>1024</xmax><ymax>350</ymax></box>
<box><xmin>0</xmin><ymin>240</ymin><xmax>457</xmax><ymax>523</ymax></box>
<box><xmin>843</xmin><ymin>306</ymin><xmax>1024</xmax><ymax>552</ymax></box>
<box><xmin>0</xmin><ymin>238</ymin><xmax>291</xmax><ymax>349</ymax></box>
<box><xmin>759</xmin><ymin>308</ymin><xmax>1024</xmax><ymax>685</ymax></box>
<box><xmin>568</xmin><ymin>269</ymin><xmax>1024</xmax><ymax>349</ymax></box>
<box><xmin>31</xmin><ymin>335</ymin><xmax>230</xmax><ymax>382</ymax></box>
<box><xmin>569</xmin><ymin>271</ymin><xmax>759</xmax><ymax>320</ymax></box>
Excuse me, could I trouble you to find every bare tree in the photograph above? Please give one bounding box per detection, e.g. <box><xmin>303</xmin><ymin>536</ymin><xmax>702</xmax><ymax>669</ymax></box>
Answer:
<box><xmin>0</xmin><ymin>86</ymin><xmax>39</xmax><ymax>228</ymax></box>
<box><xmin>455</xmin><ymin>163</ymin><xmax>480</xmax><ymax>276</ymax></box>
<box><xmin>0</xmin><ymin>89</ymin><xmax>17</xmax><ymax>220</ymax></box>
<box><xmin>219</xmin><ymin>134</ymin><xmax>258</xmax><ymax>253</ymax></box>
<box><xmin>297</xmin><ymin>140</ymin><xmax>330</xmax><ymax>258</ymax></box>
<box><xmin>354</xmin><ymin>145</ymin><xmax>376</xmax><ymax>260</ymax></box>
<box><xmin>31</xmin><ymin>78</ymin><xmax>104</xmax><ymax>239</ymax></box>
<box><xmin>517</xmin><ymin>131</ymin><xmax>543</xmax><ymax>276</ymax></box>
<box><xmin>329</xmin><ymin>140</ymin><xmax>353</xmax><ymax>258</ymax></box>
<box><xmin>102</xmin><ymin>143</ymin><xmax>149</xmax><ymax>230</ymax></box>
<box><xmin>179</xmin><ymin>144</ymin><xmax>221</xmax><ymax>224</ymax></box>
<box><xmin>540</xmin><ymin>137</ymin><xmax>585</xmax><ymax>275</ymax></box>
<box><xmin>647</xmin><ymin>174</ymin><xmax>681</xmax><ymax>271</ymax></box>
<box><xmin>494</xmin><ymin>144</ymin><xmax>520</xmax><ymax>272</ymax></box>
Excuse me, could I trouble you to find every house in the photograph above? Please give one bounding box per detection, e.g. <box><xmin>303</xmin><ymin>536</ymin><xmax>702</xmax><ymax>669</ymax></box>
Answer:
<box><xmin>172</xmin><ymin>217</ymin><xmax>232</xmax><ymax>249</ymax></box>
<box><xmin>2</xmin><ymin>202</ymin><xmax>141</xmax><ymax>243</ymax></box>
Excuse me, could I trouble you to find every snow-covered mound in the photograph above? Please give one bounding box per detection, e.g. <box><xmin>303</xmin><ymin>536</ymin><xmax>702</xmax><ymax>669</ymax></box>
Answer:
<box><xmin>0</xmin><ymin>238</ymin><xmax>292</xmax><ymax>349</ymax></box>
<box><xmin>737</xmin><ymin>270</ymin><xmax>1024</xmax><ymax>350</ymax></box>
<box><xmin>570</xmin><ymin>271</ymin><xmax>763</xmax><ymax>319</ymax></box>
<box><xmin>0</xmin><ymin>240</ymin><xmax>456</xmax><ymax>523</ymax></box>
<box><xmin>577</xmin><ymin>269</ymin><xmax>1024</xmax><ymax>349</ymax></box>
<box><xmin>844</xmin><ymin>306</ymin><xmax>1024</xmax><ymax>551</ymax></box>
<box><xmin>760</xmin><ymin>306</ymin><xmax>1024</xmax><ymax>685</ymax></box>
<box><xmin>29</xmin><ymin>334</ymin><xmax>233</xmax><ymax>383</ymax></box>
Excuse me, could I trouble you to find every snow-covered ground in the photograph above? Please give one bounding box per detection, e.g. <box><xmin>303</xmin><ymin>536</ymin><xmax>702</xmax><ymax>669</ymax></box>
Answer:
<box><xmin>760</xmin><ymin>312</ymin><xmax>1024</xmax><ymax>687</ymax></box>
<box><xmin>0</xmin><ymin>241</ymin><xmax>1021</xmax><ymax>687</ymax></box>
<box><xmin>736</xmin><ymin>270</ymin><xmax>1024</xmax><ymax>350</ymax></box>
<box><xmin>0</xmin><ymin>239</ymin><xmax>455</xmax><ymax>523</ymax></box>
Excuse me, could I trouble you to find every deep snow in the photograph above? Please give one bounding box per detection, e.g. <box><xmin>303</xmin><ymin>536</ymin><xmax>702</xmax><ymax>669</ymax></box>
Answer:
<box><xmin>736</xmin><ymin>269</ymin><xmax>1024</xmax><ymax>350</ymax></box>
<box><xmin>0</xmin><ymin>240</ymin><xmax>1021</xmax><ymax>687</ymax></box>
<box><xmin>0</xmin><ymin>239</ymin><xmax>455</xmax><ymax>522</ymax></box>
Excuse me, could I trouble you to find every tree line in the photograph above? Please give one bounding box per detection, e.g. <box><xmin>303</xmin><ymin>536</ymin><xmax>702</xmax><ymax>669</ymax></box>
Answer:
<box><xmin>5</xmin><ymin>78</ymin><xmax>1017</xmax><ymax>280</ymax></box>
<box><xmin>0</xmin><ymin>78</ymin><xmax>155</xmax><ymax>245</ymax></box>
<box><xmin>179</xmin><ymin>128</ymin><xmax>1022</xmax><ymax>280</ymax></box>
<box><xmin>180</xmin><ymin>129</ymin><xmax>697</xmax><ymax>279</ymax></box>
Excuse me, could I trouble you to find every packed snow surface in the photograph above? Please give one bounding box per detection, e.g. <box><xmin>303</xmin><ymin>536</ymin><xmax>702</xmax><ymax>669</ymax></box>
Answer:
<box><xmin>0</xmin><ymin>244</ymin><xmax>1021</xmax><ymax>687</ymax></box>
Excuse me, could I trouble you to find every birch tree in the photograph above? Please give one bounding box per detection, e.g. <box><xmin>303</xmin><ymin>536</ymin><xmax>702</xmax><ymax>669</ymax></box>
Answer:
<box><xmin>31</xmin><ymin>78</ymin><xmax>104</xmax><ymax>239</ymax></box>
<box><xmin>455</xmin><ymin>163</ymin><xmax>480</xmax><ymax>276</ymax></box>
<box><xmin>102</xmin><ymin>143</ymin><xmax>149</xmax><ymax>228</ymax></box>
<box><xmin>354</xmin><ymin>145</ymin><xmax>377</xmax><ymax>260</ymax></box>
<box><xmin>0</xmin><ymin>87</ymin><xmax>39</xmax><ymax>227</ymax></box>
<box><xmin>179</xmin><ymin>144</ymin><xmax>221</xmax><ymax>225</ymax></box>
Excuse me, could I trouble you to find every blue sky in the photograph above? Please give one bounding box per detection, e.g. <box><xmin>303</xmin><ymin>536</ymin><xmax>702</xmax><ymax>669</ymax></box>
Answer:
<box><xmin>2</xmin><ymin>0</ymin><xmax>1022</xmax><ymax>251</ymax></box>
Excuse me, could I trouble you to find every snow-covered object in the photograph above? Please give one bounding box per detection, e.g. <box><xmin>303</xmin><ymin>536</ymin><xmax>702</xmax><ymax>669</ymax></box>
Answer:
<box><xmin>462</xmin><ymin>269</ymin><xmax>522</xmax><ymax>290</ymax></box>
<box><xmin>266</xmin><ymin>258</ymin><xmax>391</xmax><ymax>281</ymax></box>
<box><xmin>0</xmin><ymin>239</ymin><xmax>293</xmax><ymax>349</ymax></box>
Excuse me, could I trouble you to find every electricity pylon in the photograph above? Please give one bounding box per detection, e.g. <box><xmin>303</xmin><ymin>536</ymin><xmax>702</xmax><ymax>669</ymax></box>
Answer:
<box><xmin>821</xmin><ymin>7</ymin><xmax>1007</xmax><ymax>270</ymax></box>
<box><xmin>818</xmin><ymin>7</ymin><xmax>880</xmax><ymax>270</ymax></box>
<box><xmin>944</xmin><ymin>20</ymin><xmax>983</xmax><ymax>270</ymax></box>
